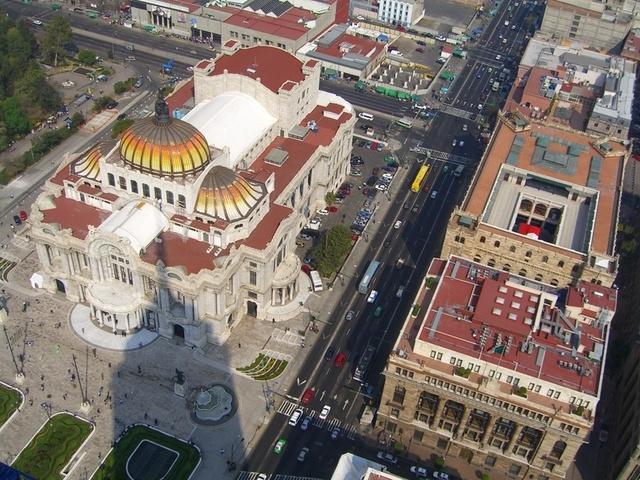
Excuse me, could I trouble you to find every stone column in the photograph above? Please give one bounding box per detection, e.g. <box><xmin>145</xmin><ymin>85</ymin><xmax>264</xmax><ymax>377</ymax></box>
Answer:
<box><xmin>504</xmin><ymin>422</ymin><xmax>524</xmax><ymax>455</ymax></box>
<box><xmin>431</xmin><ymin>397</ymin><xmax>447</xmax><ymax>429</ymax></box>
<box><xmin>481</xmin><ymin>414</ymin><xmax>499</xmax><ymax>447</ymax></box>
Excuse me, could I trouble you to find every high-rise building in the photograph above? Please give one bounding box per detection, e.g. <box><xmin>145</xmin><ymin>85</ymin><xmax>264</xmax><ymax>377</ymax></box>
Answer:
<box><xmin>376</xmin><ymin>0</ymin><xmax>424</xmax><ymax>27</ymax></box>
<box><xmin>378</xmin><ymin>255</ymin><xmax>616</xmax><ymax>479</ymax></box>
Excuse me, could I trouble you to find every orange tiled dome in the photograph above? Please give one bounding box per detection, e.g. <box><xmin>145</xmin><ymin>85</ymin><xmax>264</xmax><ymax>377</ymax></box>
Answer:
<box><xmin>119</xmin><ymin>94</ymin><xmax>210</xmax><ymax>178</ymax></box>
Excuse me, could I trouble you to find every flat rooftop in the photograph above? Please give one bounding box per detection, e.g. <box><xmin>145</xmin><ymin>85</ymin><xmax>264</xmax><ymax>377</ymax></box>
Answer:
<box><xmin>403</xmin><ymin>257</ymin><xmax>615</xmax><ymax>397</ymax></box>
<box><xmin>463</xmin><ymin>118</ymin><xmax>625</xmax><ymax>256</ymax></box>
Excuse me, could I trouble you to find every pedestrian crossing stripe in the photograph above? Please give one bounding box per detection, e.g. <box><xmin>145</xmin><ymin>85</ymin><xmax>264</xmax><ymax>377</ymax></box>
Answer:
<box><xmin>237</xmin><ymin>473</ymin><xmax>324</xmax><ymax>480</ymax></box>
<box><xmin>275</xmin><ymin>400</ymin><xmax>357</xmax><ymax>439</ymax></box>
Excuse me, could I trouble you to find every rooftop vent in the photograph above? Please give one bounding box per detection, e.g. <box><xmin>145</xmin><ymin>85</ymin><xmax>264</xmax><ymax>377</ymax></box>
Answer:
<box><xmin>265</xmin><ymin>147</ymin><xmax>289</xmax><ymax>166</ymax></box>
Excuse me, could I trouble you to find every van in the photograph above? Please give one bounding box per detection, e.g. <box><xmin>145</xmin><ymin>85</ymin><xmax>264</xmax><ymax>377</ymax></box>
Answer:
<box><xmin>358</xmin><ymin>112</ymin><xmax>374</xmax><ymax>121</ymax></box>
<box><xmin>289</xmin><ymin>409</ymin><xmax>303</xmax><ymax>426</ymax></box>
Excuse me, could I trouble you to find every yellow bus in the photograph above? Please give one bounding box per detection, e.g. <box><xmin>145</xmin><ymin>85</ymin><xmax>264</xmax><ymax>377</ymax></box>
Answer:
<box><xmin>411</xmin><ymin>165</ymin><xmax>430</xmax><ymax>192</ymax></box>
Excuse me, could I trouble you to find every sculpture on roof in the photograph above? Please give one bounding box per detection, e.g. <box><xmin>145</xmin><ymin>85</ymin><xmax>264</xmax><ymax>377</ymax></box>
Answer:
<box><xmin>153</xmin><ymin>90</ymin><xmax>171</xmax><ymax>126</ymax></box>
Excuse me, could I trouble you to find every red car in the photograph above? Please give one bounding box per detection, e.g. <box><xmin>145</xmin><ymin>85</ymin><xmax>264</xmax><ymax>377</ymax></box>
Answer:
<box><xmin>301</xmin><ymin>264</ymin><xmax>312</xmax><ymax>274</ymax></box>
<box><xmin>370</xmin><ymin>142</ymin><xmax>378</xmax><ymax>150</ymax></box>
<box><xmin>301</xmin><ymin>387</ymin><xmax>315</xmax><ymax>405</ymax></box>
<box><xmin>334</xmin><ymin>352</ymin><xmax>347</xmax><ymax>368</ymax></box>
<box><xmin>19</xmin><ymin>210</ymin><xmax>28</xmax><ymax>221</ymax></box>
<box><xmin>328</xmin><ymin>206</ymin><xmax>338</xmax><ymax>212</ymax></box>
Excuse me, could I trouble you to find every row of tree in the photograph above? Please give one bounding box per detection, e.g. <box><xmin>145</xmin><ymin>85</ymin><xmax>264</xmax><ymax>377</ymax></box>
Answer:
<box><xmin>0</xmin><ymin>12</ymin><xmax>72</xmax><ymax>151</ymax></box>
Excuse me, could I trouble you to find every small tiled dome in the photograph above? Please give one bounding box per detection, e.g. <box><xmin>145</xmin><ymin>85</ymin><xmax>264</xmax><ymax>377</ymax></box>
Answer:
<box><xmin>119</xmin><ymin>94</ymin><xmax>210</xmax><ymax>178</ymax></box>
<box><xmin>195</xmin><ymin>166</ymin><xmax>265</xmax><ymax>222</ymax></box>
<box><xmin>73</xmin><ymin>141</ymin><xmax>115</xmax><ymax>180</ymax></box>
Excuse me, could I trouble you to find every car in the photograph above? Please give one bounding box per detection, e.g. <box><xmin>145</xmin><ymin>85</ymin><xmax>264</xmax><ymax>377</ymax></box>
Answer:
<box><xmin>370</xmin><ymin>142</ymin><xmax>378</xmax><ymax>150</ymax></box>
<box><xmin>301</xmin><ymin>387</ymin><xmax>315</xmax><ymax>405</ymax></box>
<box><xmin>319</xmin><ymin>405</ymin><xmax>331</xmax><ymax>420</ymax></box>
<box><xmin>416</xmin><ymin>40</ymin><xmax>427</xmax><ymax>46</ymax></box>
<box><xmin>19</xmin><ymin>210</ymin><xmax>28</xmax><ymax>221</ymax></box>
<box><xmin>435</xmin><ymin>35</ymin><xmax>447</xmax><ymax>41</ymax></box>
<box><xmin>299</xmin><ymin>234</ymin><xmax>312</xmax><ymax>241</ymax></box>
<box><xmin>308</xmin><ymin>218</ymin><xmax>321</xmax><ymax>228</ymax></box>
<box><xmin>345</xmin><ymin>310</ymin><xmax>355</xmax><ymax>321</ymax></box>
<box><xmin>433</xmin><ymin>472</ymin><xmax>449</xmax><ymax>479</ymax></box>
<box><xmin>495</xmin><ymin>54</ymin><xmax>502</xmax><ymax>60</ymax></box>
<box><xmin>126</xmin><ymin>44</ymin><xmax>135</xmax><ymax>51</ymax></box>
<box><xmin>274</xmin><ymin>438</ymin><xmax>287</xmax><ymax>454</ymax></box>
<box><xmin>431</xmin><ymin>191</ymin><xmax>438</xmax><ymax>199</ymax></box>
<box><xmin>512</xmin><ymin>24</ymin><xmax>517</xmax><ymax>30</ymax></box>
<box><xmin>412</xmin><ymin>205</ymin><xmax>419</xmax><ymax>213</ymax></box>
<box><xmin>331</xmin><ymin>427</ymin><xmax>340</xmax><ymax>440</ymax></box>
<box><xmin>317</xmin><ymin>209</ymin><xmax>329</xmax><ymax>216</ymax></box>
<box><xmin>300</xmin><ymin>416</ymin><xmax>312</xmax><ymax>431</ymax></box>
<box><xmin>328</xmin><ymin>206</ymin><xmax>338</xmax><ymax>213</ymax></box>
<box><xmin>134</xmin><ymin>78</ymin><xmax>143</xmax><ymax>88</ymax></box>
<box><xmin>394</xmin><ymin>220</ymin><xmax>402</xmax><ymax>229</ymax></box>
<box><xmin>126</xmin><ymin>55</ymin><xmax>136</xmax><ymax>62</ymax></box>
<box><xmin>477</xmin><ymin>103</ymin><xmax>484</xmax><ymax>110</ymax></box>
<box><xmin>599</xmin><ymin>428</ymin><xmax>609</xmax><ymax>444</ymax></box>
<box><xmin>459</xmin><ymin>140</ymin><xmax>465</xmax><ymax>147</ymax></box>
<box><xmin>367</xmin><ymin>290</ymin><xmax>379</xmax><ymax>303</ymax></box>
<box><xmin>452</xmin><ymin>139</ymin><xmax>457</xmax><ymax>147</ymax></box>
<box><xmin>297</xmin><ymin>447</ymin><xmax>309</xmax><ymax>462</ymax></box>
<box><xmin>289</xmin><ymin>408</ymin><xmax>303</xmax><ymax>426</ymax></box>
<box><xmin>32</xmin><ymin>19</ymin><xmax>43</xmax><ymax>26</ymax></box>
<box><xmin>376</xmin><ymin>143</ymin><xmax>383</xmax><ymax>152</ymax></box>
<box><xmin>374</xmin><ymin>306</ymin><xmax>383</xmax><ymax>317</ymax></box>
<box><xmin>396</xmin><ymin>286</ymin><xmax>405</xmax><ymax>298</ymax></box>
<box><xmin>301</xmin><ymin>264</ymin><xmax>312</xmax><ymax>274</ymax></box>
<box><xmin>415</xmin><ymin>47</ymin><xmax>424</xmax><ymax>53</ymax></box>
<box><xmin>462</xmin><ymin>124</ymin><xmax>468</xmax><ymax>131</ymax></box>
<box><xmin>389</xmin><ymin>50</ymin><xmax>403</xmax><ymax>57</ymax></box>
<box><xmin>106</xmin><ymin>100</ymin><xmax>118</xmax><ymax>109</ymax></box>
<box><xmin>325</xmin><ymin>346</ymin><xmax>336</xmax><ymax>361</ymax></box>
<box><xmin>257</xmin><ymin>475</ymin><xmax>267</xmax><ymax>480</ymax></box>
<box><xmin>117</xmin><ymin>113</ymin><xmax>127</xmax><ymax>121</ymax></box>
<box><xmin>410</xmin><ymin>466</ymin><xmax>428</xmax><ymax>478</ymax></box>
<box><xmin>377</xmin><ymin>451</ymin><xmax>398</xmax><ymax>464</ymax></box>
<box><xmin>334</xmin><ymin>352</ymin><xmax>347</xmax><ymax>367</ymax></box>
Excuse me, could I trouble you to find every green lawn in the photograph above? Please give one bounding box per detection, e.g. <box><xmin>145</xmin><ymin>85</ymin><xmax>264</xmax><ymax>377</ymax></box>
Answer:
<box><xmin>12</xmin><ymin>413</ymin><xmax>93</xmax><ymax>480</ymax></box>
<box><xmin>92</xmin><ymin>425</ymin><xmax>200</xmax><ymax>480</ymax></box>
<box><xmin>0</xmin><ymin>384</ymin><xmax>21</xmax><ymax>428</ymax></box>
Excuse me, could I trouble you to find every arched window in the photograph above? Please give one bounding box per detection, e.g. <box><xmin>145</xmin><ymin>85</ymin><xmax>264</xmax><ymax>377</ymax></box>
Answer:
<box><xmin>542</xmin><ymin>255</ymin><xmax>549</xmax><ymax>263</ymax></box>
<box><xmin>525</xmin><ymin>251</ymin><xmax>532</xmax><ymax>258</ymax></box>
<box><xmin>473</xmin><ymin>256</ymin><xmax>482</xmax><ymax>262</ymax></box>
<box><xmin>519</xmin><ymin>199</ymin><xmax>533</xmax><ymax>212</ymax></box>
<box><xmin>488</xmin><ymin>259</ymin><xmax>496</xmax><ymax>267</ymax></box>
<box><xmin>519</xmin><ymin>269</ymin><xmax>527</xmax><ymax>277</ymax></box>
<box><xmin>550</xmin><ymin>440</ymin><xmax>567</xmax><ymax>459</ymax></box>
<box><xmin>550</xmin><ymin>279</ymin><xmax>559</xmax><ymax>286</ymax></box>
<box><xmin>503</xmin><ymin>264</ymin><xmax>511</xmax><ymax>272</ymax></box>
<box><xmin>479</xmin><ymin>236</ymin><xmax>486</xmax><ymax>243</ymax></box>
<box><xmin>534</xmin><ymin>203</ymin><xmax>547</xmax><ymax>216</ymax></box>
<box><xmin>558</xmin><ymin>260</ymin><xmax>565</xmax><ymax>268</ymax></box>
<box><xmin>509</xmin><ymin>246</ymin><xmax>516</xmax><ymax>253</ymax></box>
<box><xmin>494</xmin><ymin>241</ymin><xmax>501</xmax><ymax>248</ymax></box>
<box><xmin>535</xmin><ymin>274</ymin><xmax>543</xmax><ymax>281</ymax></box>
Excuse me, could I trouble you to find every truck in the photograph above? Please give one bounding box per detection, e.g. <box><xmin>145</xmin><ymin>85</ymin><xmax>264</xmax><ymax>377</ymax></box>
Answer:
<box><xmin>162</xmin><ymin>59</ymin><xmax>175</xmax><ymax>73</ymax></box>
<box><xmin>453</xmin><ymin>165</ymin><xmax>465</xmax><ymax>177</ymax></box>
<box><xmin>309</xmin><ymin>270</ymin><xmax>323</xmax><ymax>292</ymax></box>
<box><xmin>71</xmin><ymin>93</ymin><xmax>91</xmax><ymax>108</ymax></box>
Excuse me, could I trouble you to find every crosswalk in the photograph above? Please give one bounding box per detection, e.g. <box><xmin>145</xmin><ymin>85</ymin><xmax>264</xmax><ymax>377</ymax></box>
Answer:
<box><xmin>276</xmin><ymin>400</ymin><xmax>358</xmax><ymax>440</ymax></box>
<box><xmin>0</xmin><ymin>257</ymin><xmax>17</xmax><ymax>282</ymax></box>
<box><xmin>439</xmin><ymin>104</ymin><xmax>474</xmax><ymax>120</ymax></box>
<box><xmin>237</xmin><ymin>473</ymin><xmax>324</xmax><ymax>480</ymax></box>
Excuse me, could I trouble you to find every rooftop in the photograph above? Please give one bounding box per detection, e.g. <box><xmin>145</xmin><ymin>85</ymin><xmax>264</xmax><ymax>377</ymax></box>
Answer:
<box><xmin>463</xmin><ymin>119</ymin><xmax>625</xmax><ymax>256</ymax></box>
<box><xmin>210</xmin><ymin>46</ymin><xmax>307</xmax><ymax>93</ymax></box>
<box><xmin>40</xmin><ymin>195</ymin><xmax>111</xmax><ymax>240</ymax></box>
<box><xmin>223</xmin><ymin>7</ymin><xmax>315</xmax><ymax>41</ymax></box>
<box><xmin>140</xmin><ymin>231</ymin><xmax>224</xmax><ymax>275</ymax></box>
<box><xmin>408</xmin><ymin>256</ymin><xmax>614</xmax><ymax>397</ymax></box>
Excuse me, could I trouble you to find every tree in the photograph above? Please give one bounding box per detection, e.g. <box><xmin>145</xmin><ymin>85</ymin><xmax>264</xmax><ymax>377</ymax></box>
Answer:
<box><xmin>2</xmin><ymin>97</ymin><xmax>30</xmax><ymax>136</ymax></box>
<box><xmin>70</xmin><ymin>112</ymin><xmax>84</xmax><ymax>129</ymax></box>
<box><xmin>93</xmin><ymin>96</ymin><xmax>114</xmax><ymax>113</ymax></box>
<box><xmin>111</xmin><ymin>119</ymin><xmax>134</xmax><ymax>139</ymax></box>
<box><xmin>325</xmin><ymin>191</ymin><xmax>336</xmax><ymax>206</ymax></box>
<box><xmin>77</xmin><ymin>49</ymin><xmax>98</xmax><ymax>66</ymax></box>
<box><xmin>312</xmin><ymin>224</ymin><xmax>353</xmax><ymax>277</ymax></box>
<box><xmin>42</xmin><ymin>15</ymin><xmax>72</xmax><ymax>67</ymax></box>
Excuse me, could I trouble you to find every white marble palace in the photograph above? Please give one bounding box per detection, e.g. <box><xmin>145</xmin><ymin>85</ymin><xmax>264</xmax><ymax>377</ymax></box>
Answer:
<box><xmin>28</xmin><ymin>42</ymin><xmax>355</xmax><ymax>346</ymax></box>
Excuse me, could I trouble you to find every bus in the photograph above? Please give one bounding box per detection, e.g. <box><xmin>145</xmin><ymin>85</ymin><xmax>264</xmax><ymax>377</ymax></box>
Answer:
<box><xmin>358</xmin><ymin>260</ymin><xmax>381</xmax><ymax>294</ymax></box>
<box><xmin>309</xmin><ymin>270</ymin><xmax>323</xmax><ymax>292</ymax></box>
<box><xmin>353</xmin><ymin>345</ymin><xmax>376</xmax><ymax>382</ymax></box>
<box><xmin>411</xmin><ymin>165</ymin><xmax>430</xmax><ymax>192</ymax></box>
<box><xmin>396</xmin><ymin>117</ymin><xmax>413</xmax><ymax>129</ymax></box>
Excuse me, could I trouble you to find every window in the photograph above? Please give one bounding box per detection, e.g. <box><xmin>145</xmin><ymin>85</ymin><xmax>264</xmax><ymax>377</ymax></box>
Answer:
<box><xmin>249</xmin><ymin>270</ymin><xmax>257</xmax><ymax>286</ymax></box>
<box><xmin>525</xmin><ymin>251</ymin><xmax>532</xmax><ymax>258</ymax></box>
<box><xmin>509</xmin><ymin>245</ymin><xmax>516</xmax><ymax>253</ymax></box>
<box><xmin>436</xmin><ymin>438</ymin><xmax>448</xmax><ymax>450</ymax></box>
<box><xmin>494</xmin><ymin>241</ymin><xmax>501</xmax><ymax>248</ymax></box>
<box><xmin>130</xmin><ymin>180</ymin><xmax>138</xmax><ymax>193</ymax></box>
<box><xmin>108</xmin><ymin>173</ymin><xmax>115</xmax><ymax>187</ymax></box>
<box><xmin>413</xmin><ymin>430</ymin><xmax>424</xmax><ymax>442</ymax></box>
<box><xmin>509</xmin><ymin>464</ymin><xmax>522</xmax><ymax>475</ymax></box>
<box><xmin>485</xmin><ymin>455</ymin><xmax>497</xmax><ymax>466</ymax></box>
<box><xmin>178</xmin><ymin>194</ymin><xmax>186</xmax><ymax>208</ymax></box>
<box><xmin>142</xmin><ymin>183</ymin><xmax>150</xmax><ymax>197</ymax></box>
<box><xmin>385</xmin><ymin>421</ymin><xmax>397</xmax><ymax>433</ymax></box>
<box><xmin>558</xmin><ymin>260</ymin><xmax>565</xmax><ymax>268</ymax></box>
<box><xmin>393</xmin><ymin>386</ymin><xmax>406</xmax><ymax>404</ymax></box>
<box><xmin>542</xmin><ymin>255</ymin><xmax>548</xmax><ymax>263</ymax></box>
<box><xmin>390</xmin><ymin>408</ymin><xmax>400</xmax><ymax>418</ymax></box>
<box><xmin>119</xmin><ymin>176</ymin><xmax>127</xmax><ymax>190</ymax></box>
<box><xmin>154</xmin><ymin>187</ymin><xmax>162</xmax><ymax>200</ymax></box>
<box><xmin>166</xmin><ymin>191</ymin><xmax>174</xmax><ymax>205</ymax></box>
<box><xmin>550</xmin><ymin>440</ymin><xmax>566</xmax><ymax>459</ymax></box>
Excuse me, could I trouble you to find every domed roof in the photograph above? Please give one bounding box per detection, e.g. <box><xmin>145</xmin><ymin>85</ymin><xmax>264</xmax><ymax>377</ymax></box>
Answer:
<box><xmin>73</xmin><ymin>141</ymin><xmax>114</xmax><ymax>180</ymax></box>
<box><xmin>195</xmin><ymin>166</ymin><xmax>266</xmax><ymax>222</ymax></box>
<box><xmin>119</xmin><ymin>94</ymin><xmax>210</xmax><ymax>178</ymax></box>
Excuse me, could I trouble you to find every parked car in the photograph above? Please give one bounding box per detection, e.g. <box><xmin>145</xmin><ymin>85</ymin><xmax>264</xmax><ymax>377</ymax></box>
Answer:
<box><xmin>19</xmin><ymin>210</ymin><xmax>28</xmax><ymax>221</ymax></box>
<box><xmin>410</xmin><ymin>466</ymin><xmax>428</xmax><ymax>478</ymax></box>
<box><xmin>345</xmin><ymin>310</ymin><xmax>355</xmax><ymax>321</ymax></box>
<box><xmin>274</xmin><ymin>438</ymin><xmax>287</xmax><ymax>454</ymax></box>
<box><xmin>334</xmin><ymin>352</ymin><xmax>347</xmax><ymax>367</ymax></box>
<box><xmin>376</xmin><ymin>451</ymin><xmax>398</xmax><ymax>464</ymax></box>
<box><xmin>433</xmin><ymin>472</ymin><xmax>449</xmax><ymax>479</ymax></box>
<box><xmin>324</xmin><ymin>346</ymin><xmax>336</xmax><ymax>361</ymax></box>
<box><xmin>297</xmin><ymin>447</ymin><xmax>309</xmax><ymax>462</ymax></box>
<box><xmin>367</xmin><ymin>290</ymin><xmax>378</xmax><ymax>303</ymax></box>
<box><xmin>317</xmin><ymin>209</ymin><xmax>329</xmax><ymax>216</ymax></box>
<box><xmin>13</xmin><ymin>215</ymin><xmax>21</xmax><ymax>225</ymax></box>
<box><xmin>289</xmin><ymin>409</ymin><xmax>303</xmax><ymax>426</ymax></box>
<box><xmin>331</xmin><ymin>427</ymin><xmax>340</xmax><ymax>440</ymax></box>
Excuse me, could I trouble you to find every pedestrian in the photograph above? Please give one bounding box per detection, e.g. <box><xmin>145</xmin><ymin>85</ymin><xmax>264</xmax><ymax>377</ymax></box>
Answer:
<box><xmin>219</xmin><ymin>448</ymin><xmax>225</xmax><ymax>455</ymax></box>
<box><xmin>81</xmin><ymin>328</ymin><xmax>85</xmax><ymax>334</ymax></box>
<box><xmin>238</xmin><ymin>343</ymin><xmax>241</xmax><ymax>348</ymax></box>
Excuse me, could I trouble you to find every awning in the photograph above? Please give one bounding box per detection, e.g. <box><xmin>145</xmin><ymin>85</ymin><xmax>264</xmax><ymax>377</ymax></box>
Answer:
<box><xmin>323</xmin><ymin>68</ymin><xmax>338</xmax><ymax>75</ymax></box>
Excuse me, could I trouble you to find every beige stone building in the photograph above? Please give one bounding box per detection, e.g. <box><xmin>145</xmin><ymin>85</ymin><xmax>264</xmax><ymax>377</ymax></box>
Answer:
<box><xmin>378</xmin><ymin>256</ymin><xmax>616</xmax><ymax>479</ymax></box>
<box><xmin>441</xmin><ymin>112</ymin><xmax>627</xmax><ymax>289</ymax></box>
<box><xmin>27</xmin><ymin>44</ymin><xmax>355</xmax><ymax>347</ymax></box>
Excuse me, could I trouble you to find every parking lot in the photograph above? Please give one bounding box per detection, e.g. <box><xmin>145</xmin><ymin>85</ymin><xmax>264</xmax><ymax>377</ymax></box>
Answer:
<box><xmin>418</xmin><ymin>0</ymin><xmax>477</xmax><ymax>34</ymax></box>
<box><xmin>387</xmin><ymin>37</ymin><xmax>442</xmax><ymax>71</ymax></box>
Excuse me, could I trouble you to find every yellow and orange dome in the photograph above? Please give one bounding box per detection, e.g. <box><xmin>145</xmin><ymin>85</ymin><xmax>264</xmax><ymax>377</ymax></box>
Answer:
<box><xmin>73</xmin><ymin>141</ymin><xmax>114</xmax><ymax>180</ymax></box>
<box><xmin>119</xmin><ymin>95</ymin><xmax>210</xmax><ymax>178</ymax></box>
<box><xmin>195</xmin><ymin>166</ymin><xmax>266</xmax><ymax>222</ymax></box>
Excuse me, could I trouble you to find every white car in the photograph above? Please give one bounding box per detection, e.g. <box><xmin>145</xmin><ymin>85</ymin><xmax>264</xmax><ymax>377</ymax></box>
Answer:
<box><xmin>430</xmin><ymin>191</ymin><xmax>438</xmax><ymax>199</ymax></box>
<box><xmin>390</xmin><ymin>50</ymin><xmax>403</xmax><ymax>57</ymax></box>
<box><xmin>367</xmin><ymin>290</ymin><xmax>378</xmax><ymax>303</ymax></box>
<box><xmin>462</xmin><ymin>124</ymin><xmax>468</xmax><ymax>131</ymax></box>
<box><xmin>32</xmin><ymin>19</ymin><xmax>43</xmax><ymax>26</ymax></box>
<box><xmin>289</xmin><ymin>408</ymin><xmax>303</xmax><ymax>426</ymax></box>
<box><xmin>452</xmin><ymin>139</ymin><xmax>457</xmax><ymax>147</ymax></box>
<box><xmin>396</xmin><ymin>286</ymin><xmax>405</xmax><ymax>298</ymax></box>
<box><xmin>477</xmin><ymin>103</ymin><xmax>484</xmax><ymax>110</ymax></box>
<box><xmin>308</xmin><ymin>218</ymin><xmax>321</xmax><ymax>227</ymax></box>
<box><xmin>376</xmin><ymin>451</ymin><xmax>398</xmax><ymax>464</ymax></box>
<box><xmin>496</xmin><ymin>54</ymin><xmax>502</xmax><ymax>60</ymax></box>
<box><xmin>433</xmin><ymin>472</ymin><xmax>450</xmax><ymax>480</ymax></box>
<box><xmin>317</xmin><ymin>209</ymin><xmax>329</xmax><ymax>216</ymax></box>
<box><xmin>459</xmin><ymin>140</ymin><xmax>465</xmax><ymax>147</ymax></box>
<box><xmin>319</xmin><ymin>405</ymin><xmax>331</xmax><ymax>420</ymax></box>
<box><xmin>394</xmin><ymin>221</ymin><xmax>402</xmax><ymax>229</ymax></box>
<box><xmin>435</xmin><ymin>35</ymin><xmax>447</xmax><ymax>41</ymax></box>
<box><xmin>410</xmin><ymin>466</ymin><xmax>428</xmax><ymax>478</ymax></box>
<box><xmin>382</xmin><ymin>173</ymin><xmax>394</xmax><ymax>180</ymax></box>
